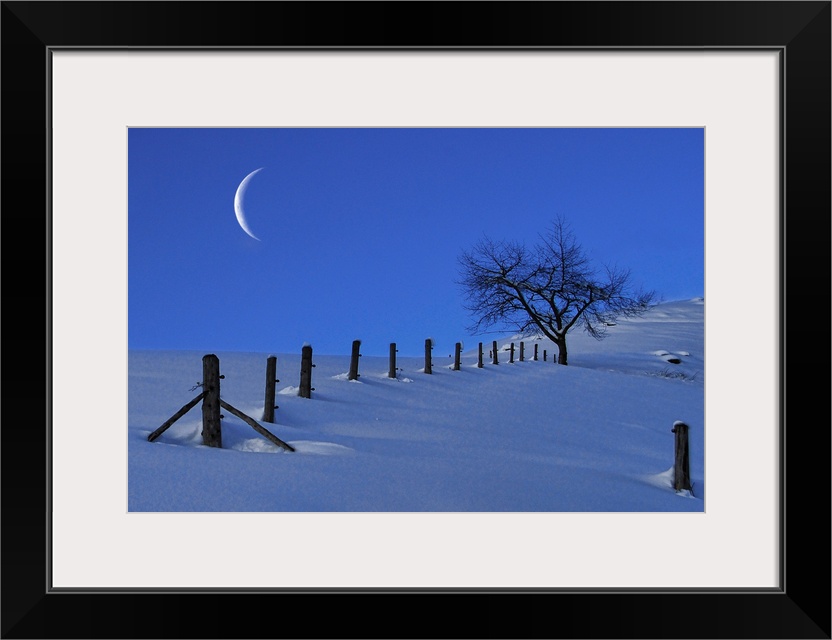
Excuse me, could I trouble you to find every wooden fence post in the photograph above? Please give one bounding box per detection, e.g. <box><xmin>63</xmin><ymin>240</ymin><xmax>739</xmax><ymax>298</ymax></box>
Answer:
<box><xmin>263</xmin><ymin>355</ymin><xmax>278</xmax><ymax>423</ymax></box>
<box><xmin>389</xmin><ymin>343</ymin><xmax>397</xmax><ymax>379</ymax></box>
<box><xmin>424</xmin><ymin>338</ymin><xmax>433</xmax><ymax>374</ymax></box>
<box><xmin>299</xmin><ymin>344</ymin><xmax>314</xmax><ymax>398</ymax></box>
<box><xmin>519</xmin><ymin>342</ymin><xmax>525</xmax><ymax>362</ymax></box>
<box><xmin>492</xmin><ymin>340</ymin><xmax>499</xmax><ymax>365</ymax></box>
<box><xmin>201</xmin><ymin>354</ymin><xmax>222</xmax><ymax>448</ymax></box>
<box><xmin>478</xmin><ymin>342</ymin><xmax>484</xmax><ymax>368</ymax></box>
<box><xmin>534</xmin><ymin>344</ymin><xmax>539</xmax><ymax>361</ymax></box>
<box><xmin>509</xmin><ymin>343</ymin><xmax>515</xmax><ymax>363</ymax></box>
<box><xmin>672</xmin><ymin>421</ymin><xmax>692</xmax><ymax>491</ymax></box>
<box><xmin>453</xmin><ymin>342</ymin><xmax>462</xmax><ymax>370</ymax></box>
<box><xmin>348</xmin><ymin>340</ymin><xmax>362</xmax><ymax>381</ymax></box>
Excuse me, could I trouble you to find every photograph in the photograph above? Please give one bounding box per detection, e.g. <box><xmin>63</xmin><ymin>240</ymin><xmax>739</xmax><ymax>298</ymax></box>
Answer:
<box><xmin>2</xmin><ymin>1</ymin><xmax>828</xmax><ymax>638</ymax></box>
<box><xmin>128</xmin><ymin>126</ymin><xmax>706</xmax><ymax>513</ymax></box>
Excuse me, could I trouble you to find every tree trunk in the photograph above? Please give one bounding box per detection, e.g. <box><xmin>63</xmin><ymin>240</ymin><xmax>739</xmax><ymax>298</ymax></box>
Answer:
<box><xmin>556</xmin><ymin>339</ymin><xmax>568</xmax><ymax>365</ymax></box>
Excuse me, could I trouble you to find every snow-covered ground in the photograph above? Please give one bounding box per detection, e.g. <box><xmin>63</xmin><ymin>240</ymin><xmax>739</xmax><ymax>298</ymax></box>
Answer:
<box><xmin>128</xmin><ymin>298</ymin><xmax>704</xmax><ymax>512</ymax></box>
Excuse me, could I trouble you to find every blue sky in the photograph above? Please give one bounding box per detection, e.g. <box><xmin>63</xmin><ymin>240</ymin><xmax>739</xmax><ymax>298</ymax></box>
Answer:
<box><xmin>128</xmin><ymin>128</ymin><xmax>704</xmax><ymax>357</ymax></box>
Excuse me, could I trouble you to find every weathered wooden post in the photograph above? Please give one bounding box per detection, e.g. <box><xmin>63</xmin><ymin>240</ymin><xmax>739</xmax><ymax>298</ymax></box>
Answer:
<box><xmin>348</xmin><ymin>340</ymin><xmax>362</xmax><ymax>381</ymax></box>
<box><xmin>519</xmin><ymin>342</ymin><xmax>525</xmax><ymax>362</ymax></box>
<box><xmin>201</xmin><ymin>354</ymin><xmax>222</xmax><ymax>448</ymax></box>
<box><xmin>477</xmin><ymin>342</ymin><xmax>484</xmax><ymax>368</ymax></box>
<box><xmin>299</xmin><ymin>344</ymin><xmax>314</xmax><ymax>398</ymax></box>
<box><xmin>492</xmin><ymin>340</ymin><xmax>499</xmax><ymax>365</ymax></box>
<box><xmin>533</xmin><ymin>344</ymin><xmax>539</xmax><ymax>361</ymax></box>
<box><xmin>509</xmin><ymin>343</ymin><xmax>515</xmax><ymax>363</ymax></box>
<box><xmin>453</xmin><ymin>342</ymin><xmax>462</xmax><ymax>371</ymax></box>
<box><xmin>263</xmin><ymin>355</ymin><xmax>278</xmax><ymax>423</ymax></box>
<box><xmin>672</xmin><ymin>421</ymin><xmax>692</xmax><ymax>491</ymax></box>
<box><xmin>424</xmin><ymin>338</ymin><xmax>433</xmax><ymax>374</ymax></box>
<box><xmin>389</xmin><ymin>343</ymin><xmax>397</xmax><ymax>379</ymax></box>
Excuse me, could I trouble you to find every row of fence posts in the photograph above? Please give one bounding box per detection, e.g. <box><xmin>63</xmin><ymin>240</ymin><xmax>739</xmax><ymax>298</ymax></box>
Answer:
<box><xmin>267</xmin><ymin>341</ymin><xmax>691</xmax><ymax>492</ymax></box>
<box><xmin>476</xmin><ymin>340</ymin><xmax>547</xmax><ymax>367</ymax></box>
<box><xmin>262</xmin><ymin>338</ymin><xmax>550</xmax><ymax>404</ymax></box>
<box><xmin>147</xmin><ymin>349</ymin><xmax>693</xmax><ymax>493</ymax></box>
<box><xmin>261</xmin><ymin>347</ymin><xmax>318</xmax><ymax>417</ymax></box>
<box><xmin>410</xmin><ymin>339</ymin><xmax>541</xmax><ymax>375</ymax></box>
<box><xmin>266</xmin><ymin>339</ymin><xmax>558</xmax><ymax>401</ymax></box>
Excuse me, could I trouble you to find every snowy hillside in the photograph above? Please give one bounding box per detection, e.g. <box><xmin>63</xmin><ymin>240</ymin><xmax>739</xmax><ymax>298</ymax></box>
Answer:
<box><xmin>128</xmin><ymin>298</ymin><xmax>704</xmax><ymax>512</ymax></box>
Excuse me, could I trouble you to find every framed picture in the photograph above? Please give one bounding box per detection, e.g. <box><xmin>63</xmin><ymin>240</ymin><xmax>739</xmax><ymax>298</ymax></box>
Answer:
<box><xmin>3</xmin><ymin>2</ymin><xmax>829</xmax><ymax>638</ymax></box>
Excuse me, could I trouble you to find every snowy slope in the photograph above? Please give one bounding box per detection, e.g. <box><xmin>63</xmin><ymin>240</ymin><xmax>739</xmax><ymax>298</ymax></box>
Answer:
<box><xmin>128</xmin><ymin>298</ymin><xmax>704</xmax><ymax>512</ymax></box>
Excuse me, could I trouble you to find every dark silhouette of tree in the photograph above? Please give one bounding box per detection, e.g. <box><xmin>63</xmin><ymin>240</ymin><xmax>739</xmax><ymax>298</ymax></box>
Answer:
<box><xmin>457</xmin><ymin>215</ymin><xmax>656</xmax><ymax>365</ymax></box>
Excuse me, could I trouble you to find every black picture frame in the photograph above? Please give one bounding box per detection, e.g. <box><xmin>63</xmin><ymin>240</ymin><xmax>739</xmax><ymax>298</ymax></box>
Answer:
<box><xmin>2</xmin><ymin>2</ymin><xmax>829</xmax><ymax>638</ymax></box>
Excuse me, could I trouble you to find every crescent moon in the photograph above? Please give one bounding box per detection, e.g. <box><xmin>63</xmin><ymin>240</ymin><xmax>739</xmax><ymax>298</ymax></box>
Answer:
<box><xmin>234</xmin><ymin>167</ymin><xmax>264</xmax><ymax>240</ymax></box>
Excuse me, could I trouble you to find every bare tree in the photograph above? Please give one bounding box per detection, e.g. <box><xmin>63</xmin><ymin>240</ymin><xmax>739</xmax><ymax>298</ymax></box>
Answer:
<box><xmin>457</xmin><ymin>215</ymin><xmax>656</xmax><ymax>365</ymax></box>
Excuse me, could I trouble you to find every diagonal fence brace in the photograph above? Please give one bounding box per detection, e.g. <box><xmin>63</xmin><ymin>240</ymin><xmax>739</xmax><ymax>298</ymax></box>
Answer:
<box><xmin>147</xmin><ymin>392</ymin><xmax>205</xmax><ymax>442</ymax></box>
<box><xmin>219</xmin><ymin>399</ymin><xmax>296</xmax><ymax>452</ymax></box>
